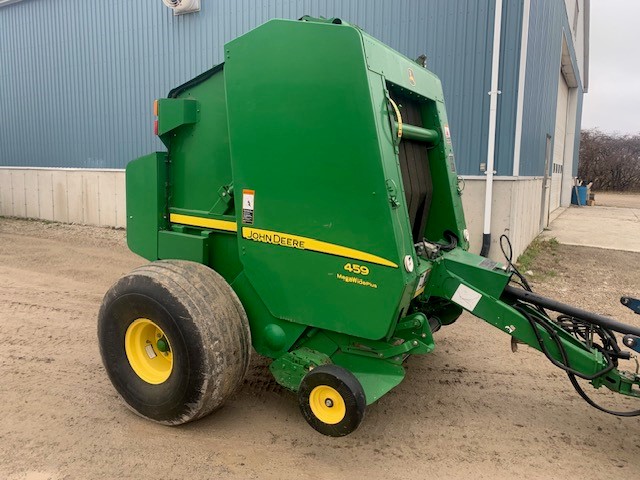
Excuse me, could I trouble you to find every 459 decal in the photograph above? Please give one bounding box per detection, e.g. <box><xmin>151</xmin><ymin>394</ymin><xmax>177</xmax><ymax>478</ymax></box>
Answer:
<box><xmin>343</xmin><ymin>263</ymin><xmax>369</xmax><ymax>276</ymax></box>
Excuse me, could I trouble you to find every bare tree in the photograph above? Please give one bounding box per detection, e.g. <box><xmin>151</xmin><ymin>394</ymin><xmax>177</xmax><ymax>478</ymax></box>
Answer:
<box><xmin>579</xmin><ymin>129</ymin><xmax>640</xmax><ymax>191</ymax></box>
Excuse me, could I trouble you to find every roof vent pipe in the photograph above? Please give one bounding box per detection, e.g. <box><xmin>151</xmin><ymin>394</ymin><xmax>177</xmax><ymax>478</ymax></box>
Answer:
<box><xmin>480</xmin><ymin>0</ymin><xmax>503</xmax><ymax>257</ymax></box>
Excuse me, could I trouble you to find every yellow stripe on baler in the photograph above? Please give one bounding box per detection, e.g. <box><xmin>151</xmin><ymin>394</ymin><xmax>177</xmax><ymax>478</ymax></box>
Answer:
<box><xmin>242</xmin><ymin>227</ymin><xmax>398</xmax><ymax>268</ymax></box>
<box><xmin>169</xmin><ymin>213</ymin><xmax>398</xmax><ymax>268</ymax></box>
<box><xmin>169</xmin><ymin>213</ymin><xmax>238</xmax><ymax>232</ymax></box>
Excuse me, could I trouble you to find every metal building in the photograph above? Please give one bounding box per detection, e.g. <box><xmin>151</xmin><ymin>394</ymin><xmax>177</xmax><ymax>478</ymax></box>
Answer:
<box><xmin>0</xmin><ymin>0</ymin><xmax>589</xmax><ymax>260</ymax></box>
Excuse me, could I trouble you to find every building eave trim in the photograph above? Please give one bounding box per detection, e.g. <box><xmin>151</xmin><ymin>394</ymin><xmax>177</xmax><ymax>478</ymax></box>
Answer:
<box><xmin>583</xmin><ymin>0</ymin><xmax>590</xmax><ymax>92</ymax></box>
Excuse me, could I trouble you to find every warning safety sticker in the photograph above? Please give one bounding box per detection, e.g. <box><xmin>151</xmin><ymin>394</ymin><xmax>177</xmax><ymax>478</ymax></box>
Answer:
<box><xmin>242</xmin><ymin>189</ymin><xmax>254</xmax><ymax>225</ymax></box>
<box><xmin>444</xmin><ymin>125</ymin><xmax>451</xmax><ymax>144</ymax></box>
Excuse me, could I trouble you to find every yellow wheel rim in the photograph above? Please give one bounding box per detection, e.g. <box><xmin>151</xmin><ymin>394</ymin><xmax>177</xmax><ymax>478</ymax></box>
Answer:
<box><xmin>309</xmin><ymin>385</ymin><xmax>346</xmax><ymax>425</ymax></box>
<box><xmin>124</xmin><ymin>318</ymin><xmax>173</xmax><ymax>384</ymax></box>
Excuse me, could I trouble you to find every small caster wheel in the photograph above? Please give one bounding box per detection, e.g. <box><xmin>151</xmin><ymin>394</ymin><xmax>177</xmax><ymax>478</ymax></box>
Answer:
<box><xmin>298</xmin><ymin>364</ymin><xmax>366</xmax><ymax>437</ymax></box>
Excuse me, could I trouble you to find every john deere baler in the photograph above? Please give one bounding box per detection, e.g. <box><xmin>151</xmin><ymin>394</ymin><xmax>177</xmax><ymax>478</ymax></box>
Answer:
<box><xmin>98</xmin><ymin>17</ymin><xmax>640</xmax><ymax>436</ymax></box>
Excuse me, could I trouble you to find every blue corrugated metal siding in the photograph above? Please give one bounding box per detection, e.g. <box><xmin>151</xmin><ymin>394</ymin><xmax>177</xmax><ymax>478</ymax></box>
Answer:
<box><xmin>0</xmin><ymin>0</ymin><xmax>495</xmax><ymax>172</ymax></box>
<box><xmin>519</xmin><ymin>0</ymin><xmax>563</xmax><ymax>177</ymax></box>
<box><xmin>421</xmin><ymin>0</ymin><xmax>494</xmax><ymax>177</ymax></box>
<box><xmin>519</xmin><ymin>0</ymin><xmax>584</xmax><ymax>177</ymax></box>
<box><xmin>494</xmin><ymin>0</ymin><xmax>524</xmax><ymax>176</ymax></box>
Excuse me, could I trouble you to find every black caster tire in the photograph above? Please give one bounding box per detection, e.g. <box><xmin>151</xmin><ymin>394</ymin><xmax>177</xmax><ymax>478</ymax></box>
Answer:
<box><xmin>98</xmin><ymin>260</ymin><xmax>251</xmax><ymax>425</ymax></box>
<box><xmin>298</xmin><ymin>364</ymin><xmax>366</xmax><ymax>437</ymax></box>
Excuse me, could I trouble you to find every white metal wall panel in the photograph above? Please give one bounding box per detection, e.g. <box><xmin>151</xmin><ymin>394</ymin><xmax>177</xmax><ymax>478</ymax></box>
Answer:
<box><xmin>37</xmin><ymin>171</ymin><xmax>55</xmax><ymax>221</ymax></box>
<box><xmin>550</xmin><ymin>71</ymin><xmax>568</xmax><ymax>212</ymax></box>
<box><xmin>460</xmin><ymin>177</ymin><xmax>544</xmax><ymax>261</ymax></box>
<box><xmin>0</xmin><ymin>168</ymin><xmax>126</xmax><ymax>227</ymax></box>
<box><xmin>560</xmin><ymin>86</ymin><xmax>578</xmax><ymax>206</ymax></box>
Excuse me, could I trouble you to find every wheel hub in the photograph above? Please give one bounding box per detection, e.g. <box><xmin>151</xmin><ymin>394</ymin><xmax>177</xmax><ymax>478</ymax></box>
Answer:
<box><xmin>309</xmin><ymin>385</ymin><xmax>346</xmax><ymax>425</ymax></box>
<box><xmin>124</xmin><ymin>318</ymin><xmax>173</xmax><ymax>384</ymax></box>
<box><xmin>156</xmin><ymin>338</ymin><xmax>169</xmax><ymax>353</ymax></box>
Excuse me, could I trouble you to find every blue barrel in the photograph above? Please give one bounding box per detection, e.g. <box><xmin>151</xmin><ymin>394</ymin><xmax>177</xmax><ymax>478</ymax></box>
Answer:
<box><xmin>571</xmin><ymin>186</ymin><xmax>588</xmax><ymax>205</ymax></box>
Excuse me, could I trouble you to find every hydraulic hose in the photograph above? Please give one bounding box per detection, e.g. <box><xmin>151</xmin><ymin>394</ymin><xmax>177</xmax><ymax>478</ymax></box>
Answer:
<box><xmin>504</xmin><ymin>285</ymin><xmax>640</xmax><ymax>337</ymax></box>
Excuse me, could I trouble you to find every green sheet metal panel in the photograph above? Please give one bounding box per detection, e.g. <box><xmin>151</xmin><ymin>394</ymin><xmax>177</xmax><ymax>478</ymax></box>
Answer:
<box><xmin>158</xmin><ymin>230</ymin><xmax>210</xmax><ymax>263</ymax></box>
<box><xmin>220</xmin><ymin>18</ymin><xmax>469</xmax><ymax>341</ymax></box>
<box><xmin>165</xmin><ymin>69</ymin><xmax>234</xmax><ymax>214</ymax></box>
<box><xmin>224</xmin><ymin>19</ymin><xmax>411</xmax><ymax>340</ymax></box>
<box><xmin>360</xmin><ymin>30</ymin><xmax>468</xmax><ymax>246</ymax></box>
<box><xmin>125</xmin><ymin>152</ymin><xmax>167</xmax><ymax>260</ymax></box>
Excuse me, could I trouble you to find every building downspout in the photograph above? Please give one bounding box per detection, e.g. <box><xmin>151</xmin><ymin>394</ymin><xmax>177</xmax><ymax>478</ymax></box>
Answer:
<box><xmin>480</xmin><ymin>0</ymin><xmax>504</xmax><ymax>257</ymax></box>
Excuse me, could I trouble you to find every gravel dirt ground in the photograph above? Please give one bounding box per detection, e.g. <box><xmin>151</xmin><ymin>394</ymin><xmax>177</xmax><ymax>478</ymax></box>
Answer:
<box><xmin>539</xmin><ymin>197</ymin><xmax>640</xmax><ymax>253</ymax></box>
<box><xmin>1</xmin><ymin>217</ymin><xmax>639</xmax><ymax>480</ymax></box>
<box><xmin>595</xmin><ymin>191</ymin><xmax>640</xmax><ymax>209</ymax></box>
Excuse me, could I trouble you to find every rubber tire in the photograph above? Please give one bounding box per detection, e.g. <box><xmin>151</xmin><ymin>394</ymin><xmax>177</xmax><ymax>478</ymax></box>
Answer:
<box><xmin>298</xmin><ymin>364</ymin><xmax>366</xmax><ymax>437</ymax></box>
<box><xmin>98</xmin><ymin>260</ymin><xmax>251</xmax><ymax>425</ymax></box>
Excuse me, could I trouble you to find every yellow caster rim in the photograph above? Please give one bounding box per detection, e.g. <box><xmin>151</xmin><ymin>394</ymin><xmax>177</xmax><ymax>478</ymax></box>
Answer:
<box><xmin>124</xmin><ymin>318</ymin><xmax>173</xmax><ymax>384</ymax></box>
<box><xmin>309</xmin><ymin>385</ymin><xmax>346</xmax><ymax>425</ymax></box>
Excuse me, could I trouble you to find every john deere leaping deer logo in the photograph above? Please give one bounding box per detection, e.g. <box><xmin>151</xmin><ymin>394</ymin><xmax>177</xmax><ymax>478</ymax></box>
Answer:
<box><xmin>408</xmin><ymin>67</ymin><xmax>416</xmax><ymax>86</ymax></box>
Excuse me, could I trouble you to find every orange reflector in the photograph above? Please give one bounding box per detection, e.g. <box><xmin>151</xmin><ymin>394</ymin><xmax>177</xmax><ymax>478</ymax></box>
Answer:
<box><xmin>153</xmin><ymin>99</ymin><xmax>158</xmax><ymax>116</ymax></box>
<box><xmin>154</xmin><ymin>120</ymin><xmax>158</xmax><ymax>136</ymax></box>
